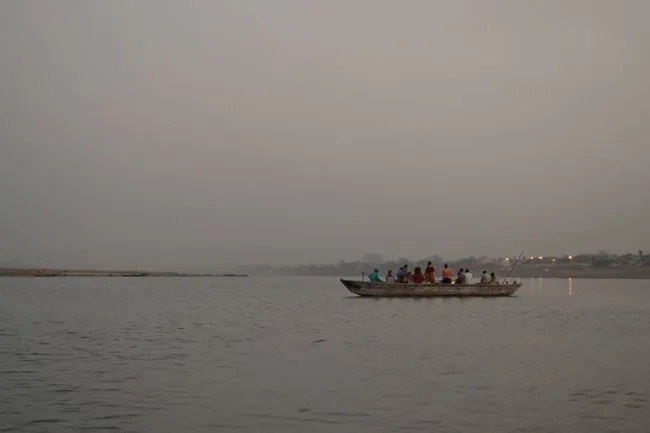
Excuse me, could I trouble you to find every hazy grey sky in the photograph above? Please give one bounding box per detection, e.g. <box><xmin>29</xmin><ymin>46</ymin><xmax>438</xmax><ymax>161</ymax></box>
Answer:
<box><xmin>1</xmin><ymin>1</ymin><xmax>649</xmax><ymax>269</ymax></box>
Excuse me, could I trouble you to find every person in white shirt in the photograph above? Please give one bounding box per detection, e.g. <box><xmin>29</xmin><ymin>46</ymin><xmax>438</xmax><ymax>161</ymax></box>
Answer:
<box><xmin>464</xmin><ymin>268</ymin><xmax>473</xmax><ymax>284</ymax></box>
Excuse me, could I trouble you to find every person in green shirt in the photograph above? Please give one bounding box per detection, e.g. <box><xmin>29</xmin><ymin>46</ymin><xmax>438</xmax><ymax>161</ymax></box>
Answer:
<box><xmin>368</xmin><ymin>268</ymin><xmax>382</xmax><ymax>282</ymax></box>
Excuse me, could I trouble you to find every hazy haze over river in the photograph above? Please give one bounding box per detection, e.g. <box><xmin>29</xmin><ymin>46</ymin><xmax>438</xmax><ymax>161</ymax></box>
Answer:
<box><xmin>2</xmin><ymin>1</ymin><xmax>650</xmax><ymax>269</ymax></box>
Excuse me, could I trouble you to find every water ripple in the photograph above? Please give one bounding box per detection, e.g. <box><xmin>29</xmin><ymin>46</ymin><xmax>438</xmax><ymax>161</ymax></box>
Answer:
<box><xmin>1</xmin><ymin>276</ymin><xmax>649</xmax><ymax>432</ymax></box>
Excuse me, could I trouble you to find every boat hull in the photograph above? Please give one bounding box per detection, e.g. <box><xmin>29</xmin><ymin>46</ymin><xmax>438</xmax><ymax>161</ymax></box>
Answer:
<box><xmin>340</xmin><ymin>279</ymin><xmax>521</xmax><ymax>297</ymax></box>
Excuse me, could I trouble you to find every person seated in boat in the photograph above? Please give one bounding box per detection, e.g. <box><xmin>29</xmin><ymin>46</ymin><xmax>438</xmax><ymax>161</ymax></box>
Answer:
<box><xmin>412</xmin><ymin>266</ymin><xmax>425</xmax><ymax>283</ymax></box>
<box><xmin>402</xmin><ymin>264</ymin><xmax>411</xmax><ymax>283</ymax></box>
<box><xmin>480</xmin><ymin>270</ymin><xmax>490</xmax><ymax>284</ymax></box>
<box><xmin>385</xmin><ymin>270</ymin><xmax>395</xmax><ymax>283</ymax></box>
<box><xmin>395</xmin><ymin>266</ymin><xmax>404</xmax><ymax>282</ymax></box>
<box><xmin>424</xmin><ymin>261</ymin><xmax>436</xmax><ymax>283</ymax></box>
<box><xmin>464</xmin><ymin>268</ymin><xmax>473</xmax><ymax>284</ymax></box>
<box><xmin>489</xmin><ymin>272</ymin><xmax>499</xmax><ymax>284</ymax></box>
<box><xmin>441</xmin><ymin>264</ymin><xmax>453</xmax><ymax>284</ymax></box>
<box><xmin>368</xmin><ymin>268</ymin><xmax>382</xmax><ymax>282</ymax></box>
<box><xmin>396</xmin><ymin>266</ymin><xmax>404</xmax><ymax>283</ymax></box>
<box><xmin>455</xmin><ymin>268</ymin><xmax>465</xmax><ymax>284</ymax></box>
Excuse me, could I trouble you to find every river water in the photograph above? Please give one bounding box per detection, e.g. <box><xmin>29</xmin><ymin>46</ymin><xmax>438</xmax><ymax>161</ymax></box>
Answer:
<box><xmin>1</xmin><ymin>277</ymin><xmax>649</xmax><ymax>432</ymax></box>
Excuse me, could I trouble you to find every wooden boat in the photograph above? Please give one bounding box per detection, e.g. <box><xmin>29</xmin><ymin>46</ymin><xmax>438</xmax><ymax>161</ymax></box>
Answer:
<box><xmin>340</xmin><ymin>279</ymin><xmax>522</xmax><ymax>298</ymax></box>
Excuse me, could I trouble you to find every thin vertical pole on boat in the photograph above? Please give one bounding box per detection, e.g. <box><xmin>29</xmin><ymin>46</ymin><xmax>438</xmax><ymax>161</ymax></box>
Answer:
<box><xmin>502</xmin><ymin>250</ymin><xmax>525</xmax><ymax>284</ymax></box>
<box><xmin>361</xmin><ymin>272</ymin><xmax>365</xmax><ymax>282</ymax></box>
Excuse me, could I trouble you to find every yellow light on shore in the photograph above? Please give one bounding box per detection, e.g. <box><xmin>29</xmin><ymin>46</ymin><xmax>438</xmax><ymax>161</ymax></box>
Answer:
<box><xmin>568</xmin><ymin>256</ymin><xmax>573</xmax><ymax>260</ymax></box>
<box><xmin>505</xmin><ymin>258</ymin><xmax>510</xmax><ymax>261</ymax></box>
<box><xmin>538</xmin><ymin>256</ymin><xmax>543</xmax><ymax>260</ymax></box>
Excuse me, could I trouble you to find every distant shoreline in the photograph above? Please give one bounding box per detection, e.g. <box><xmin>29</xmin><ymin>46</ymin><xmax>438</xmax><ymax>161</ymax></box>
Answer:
<box><xmin>2</xmin><ymin>268</ymin><xmax>650</xmax><ymax>280</ymax></box>
<box><xmin>0</xmin><ymin>268</ymin><xmax>247</xmax><ymax>278</ymax></box>
<box><xmin>510</xmin><ymin>268</ymin><xmax>650</xmax><ymax>280</ymax></box>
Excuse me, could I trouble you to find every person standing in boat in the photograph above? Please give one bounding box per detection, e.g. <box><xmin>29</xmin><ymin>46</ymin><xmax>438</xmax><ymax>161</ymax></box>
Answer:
<box><xmin>424</xmin><ymin>261</ymin><xmax>436</xmax><ymax>283</ymax></box>
<box><xmin>480</xmin><ymin>270</ymin><xmax>490</xmax><ymax>284</ymax></box>
<box><xmin>385</xmin><ymin>270</ymin><xmax>395</xmax><ymax>283</ymax></box>
<box><xmin>441</xmin><ymin>264</ymin><xmax>453</xmax><ymax>284</ymax></box>
<box><xmin>368</xmin><ymin>268</ymin><xmax>382</xmax><ymax>282</ymax></box>
<box><xmin>489</xmin><ymin>272</ymin><xmax>499</xmax><ymax>284</ymax></box>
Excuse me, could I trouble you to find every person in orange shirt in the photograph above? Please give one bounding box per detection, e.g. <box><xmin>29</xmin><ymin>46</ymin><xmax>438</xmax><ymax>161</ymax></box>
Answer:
<box><xmin>441</xmin><ymin>264</ymin><xmax>453</xmax><ymax>284</ymax></box>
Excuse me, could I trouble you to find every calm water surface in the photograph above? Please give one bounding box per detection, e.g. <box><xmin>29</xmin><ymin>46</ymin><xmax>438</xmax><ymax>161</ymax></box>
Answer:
<box><xmin>1</xmin><ymin>277</ymin><xmax>649</xmax><ymax>432</ymax></box>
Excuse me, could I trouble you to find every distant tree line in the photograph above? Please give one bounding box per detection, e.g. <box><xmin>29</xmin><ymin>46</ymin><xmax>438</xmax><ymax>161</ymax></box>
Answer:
<box><xmin>234</xmin><ymin>254</ymin><xmax>503</xmax><ymax>277</ymax></box>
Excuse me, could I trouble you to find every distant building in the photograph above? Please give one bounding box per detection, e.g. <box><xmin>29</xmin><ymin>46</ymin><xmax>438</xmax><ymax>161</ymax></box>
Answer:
<box><xmin>362</xmin><ymin>253</ymin><xmax>384</xmax><ymax>264</ymax></box>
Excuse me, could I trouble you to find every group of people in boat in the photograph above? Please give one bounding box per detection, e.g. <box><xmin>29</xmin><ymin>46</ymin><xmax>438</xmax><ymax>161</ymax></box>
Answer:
<box><xmin>368</xmin><ymin>261</ymin><xmax>500</xmax><ymax>285</ymax></box>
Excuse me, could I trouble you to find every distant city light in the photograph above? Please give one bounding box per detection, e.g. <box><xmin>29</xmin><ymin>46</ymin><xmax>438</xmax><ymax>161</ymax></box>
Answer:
<box><xmin>552</xmin><ymin>258</ymin><xmax>556</xmax><ymax>262</ymax></box>
<box><xmin>505</xmin><ymin>258</ymin><xmax>510</xmax><ymax>261</ymax></box>
<box><xmin>538</xmin><ymin>256</ymin><xmax>543</xmax><ymax>260</ymax></box>
<box><xmin>568</xmin><ymin>256</ymin><xmax>573</xmax><ymax>260</ymax></box>
<box><xmin>530</xmin><ymin>256</ymin><xmax>534</xmax><ymax>260</ymax></box>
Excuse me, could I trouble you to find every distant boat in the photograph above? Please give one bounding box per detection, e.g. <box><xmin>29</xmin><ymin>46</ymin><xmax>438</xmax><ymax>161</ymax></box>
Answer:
<box><xmin>340</xmin><ymin>279</ymin><xmax>521</xmax><ymax>298</ymax></box>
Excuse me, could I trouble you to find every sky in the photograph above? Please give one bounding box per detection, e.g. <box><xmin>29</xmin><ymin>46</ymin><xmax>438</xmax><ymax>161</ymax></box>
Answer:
<box><xmin>1</xmin><ymin>1</ymin><xmax>649</xmax><ymax>270</ymax></box>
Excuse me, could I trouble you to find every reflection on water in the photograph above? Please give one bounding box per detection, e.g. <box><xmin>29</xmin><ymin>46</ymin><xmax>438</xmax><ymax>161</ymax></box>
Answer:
<box><xmin>1</xmin><ymin>276</ymin><xmax>649</xmax><ymax>433</ymax></box>
<box><xmin>568</xmin><ymin>277</ymin><xmax>573</xmax><ymax>296</ymax></box>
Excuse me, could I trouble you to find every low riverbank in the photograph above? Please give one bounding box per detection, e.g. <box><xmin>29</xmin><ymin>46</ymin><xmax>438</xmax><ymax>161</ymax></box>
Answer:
<box><xmin>3</xmin><ymin>268</ymin><xmax>650</xmax><ymax>279</ymax></box>
<box><xmin>0</xmin><ymin>268</ymin><xmax>247</xmax><ymax>277</ymax></box>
